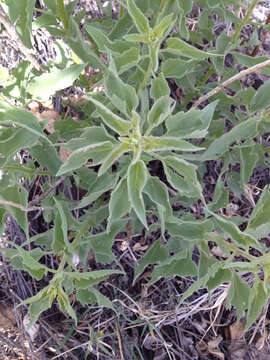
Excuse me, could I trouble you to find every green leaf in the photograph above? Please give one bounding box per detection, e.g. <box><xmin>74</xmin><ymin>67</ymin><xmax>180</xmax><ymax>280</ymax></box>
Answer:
<box><xmin>153</xmin><ymin>13</ymin><xmax>174</xmax><ymax>40</ymax></box>
<box><xmin>179</xmin><ymin>262</ymin><xmax>221</xmax><ymax>305</ymax></box>
<box><xmin>65</xmin><ymin>18</ymin><xmax>105</xmax><ymax>69</ymax></box>
<box><xmin>166</xmin><ymin>101</ymin><xmax>218</xmax><ymax>139</ymax></box>
<box><xmin>143</xmin><ymin>176</ymin><xmax>172</xmax><ymax>235</ymax></box>
<box><xmin>201</xmin><ymin>117</ymin><xmax>259</xmax><ymax>160</ymax></box>
<box><xmin>150</xmin><ymin>73</ymin><xmax>170</xmax><ymax>101</ymax></box>
<box><xmin>28</xmin><ymin>64</ymin><xmax>85</xmax><ymax>101</ymax></box>
<box><xmin>166</xmin><ymin>217</ymin><xmax>213</xmax><ymax>240</ymax></box>
<box><xmin>28</xmin><ymin>295</ymin><xmax>51</xmax><ymax>330</ymax></box>
<box><xmin>114</xmin><ymin>46</ymin><xmax>140</xmax><ymax>73</ymax></box>
<box><xmin>57</xmin><ymin>286</ymin><xmax>77</xmax><ymax>324</ymax></box>
<box><xmin>166</xmin><ymin>37</ymin><xmax>223</xmax><ymax>59</ymax></box>
<box><xmin>105</xmin><ymin>65</ymin><xmax>139</xmax><ymax>116</ymax></box>
<box><xmin>148</xmin><ymin>250</ymin><xmax>197</xmax><ymax>286</ymax></box>
<box><xmin>57</xmin><ymin>141</ymin><xmax>112</xmax><ymax>176</ymax></box>
<box><xmin>226</xmin><ymin>272</ymin><xmax>250</xmax><ymax>319</ymax></box>
<box><xmin>143</xmin><ymin>136</ymin><xmax>204</xmax><ymax>152</ymax></box>
<box><xmin>162</xmin><ymin>58</ymin><xmax>196</xmax><ymax>79</ymax></box>
<box><xmin>250</xmin><ymin>80</ymin><xmax>270</xmax><ymax>112</ymax></box>
<box><xmin>209</xmin><ymin>210</ymin><xmax>259</xmax><ymax>249</ymax></box>
<box><xmin>0</xmin><ymin>186</ymin><xmax>29</xmax><ymax>239</ymax></box>
<box><xmin>108</xmin><ymin>178</ymin><xmax>131</xmax><ymax>232</ymax></box>
<box><xmin>146</xmin><ymin>96</ymin><xmax>175</xmax><ymax>134</ymax></box>
<box><xmin>77</xmin><ymin>286</ymin><xmax>114</xmax><ymax>309</ymax></box>
<box><xmin>133</xmin><ymin>239</ymin><xmax>169</xmax><ymax>284</ymax></box>
<box><xmin>246</xmin><ymin>185</ymin><xmax>270</xmax><ymax>238</ymax></box>
<box><xmin>239</xmin><ymin>143</ymin><xmax>258</xmax><ymax>187</ymax></box>
<box><xmin>54</xmin><ymin>199</ymin><xmax>73</xmax><ymax>254</ymax></box>
<box><xmin>6</xmin><ymin>0</ymin><xmax>35</xmax><ymax>48</ymax></box>
<box><xmin>87</xmin><ymin>96</ymin><xmax>131</xmax><ymax>135</ymax></box>
<box><xmin>0</xmin><ymin>128</ymin><xmax>39</xmax><ymax>158</ymax></box>
<box><xmin>75</xmin><ymin>173</ymin><xmax>118</xmax><ymax>209</ymax></box>
<box><xmin>30</xmin><ymin>140</ymin><xmax>62</xmax><ymax>174</ymax></box>
<box><xmin>127</xmin><ymin>160</ymin><xmax>148</xmax><ymax>228</ymax></box>
<box><xmin>127</xmin><ymin>0</ymin><xmax>150</xmax><ymax>34</ymax></box>
<box><xmin>246</xmin><ymin>280</ymin><xmax>268</xmax><ymax>329</ymax></box>
<box><xmin>0</xmin><ymin>109</ymin><xmax>51</xmax><ymax>144</ymax></box>
<box><xmin>98</xmin><ymin>142</ymin><xmax>132</xmax><ymax>176</ymax></box>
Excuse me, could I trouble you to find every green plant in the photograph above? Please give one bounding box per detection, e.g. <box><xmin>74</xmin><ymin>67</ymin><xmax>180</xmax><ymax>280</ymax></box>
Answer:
<box><xmin>1</xmin><ymin>0</ymin><xmax>270</xmax><ymax>333</ymax></box>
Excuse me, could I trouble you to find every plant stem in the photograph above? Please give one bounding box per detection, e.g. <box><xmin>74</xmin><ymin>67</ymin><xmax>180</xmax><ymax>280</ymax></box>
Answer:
<box><xmin>56</xmin><ymin>0</ymin><xmax>69</xmax><ymax>31</ymax></box>
<box><xmin>231</xmin><ymin>0</ymin><xmax>259</xmax><ymax>45</ymax></box>
<box><xmin>192</xmin><ymin>58</ymin><xmax>270</xmax><ymax>108</ymax></box>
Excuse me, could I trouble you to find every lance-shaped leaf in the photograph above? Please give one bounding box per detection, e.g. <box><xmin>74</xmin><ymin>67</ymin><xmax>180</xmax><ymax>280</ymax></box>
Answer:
<box><xmin>246</xmin><ymin>185</ymin><xmax>270</xmax><ymax>238</ymax></box>
<box><xmin>143</xmin><ymin>176</ymin><xmax>172</xmax><ymax>235</ymax></box>
<box><xmin>246</xmin><ymin>280</ymin><xmax>268</xmax><ymax>329</ymax></box>
<box><xmin>150</xmin><ymin>73</ymin><xmax>170</xmax><ymax>101</ymax></box>
<box><xmin>0</xmin><ymin>109</ymin><xmax>51</xmax><ymax>143</ymax></box>
<box><xmin>127</xmin><ymin>0</ymin><xmax>150</xmax><ymax>34</ymax></box>
<box><xmin>226</xmin><ymin>272</ymin><xmax>251</xmax><ymax>319</ymax></box>
<box><xmin>133</xmin><ymin>239</ymin><xmax>169</xmax><ymax>284</ymax></box>
<box><xmin>148</xmin><ymin>250</ymin><xmax>197</xmax><ymax>286</ymax></box>
<box><xmin>166</xmin><ymin>101</ymin><xmax>218</xmax><ymax>139</ymax></box>
<box><xmin>250</xmin><ymin>80</ymin><xmax>270</xmax><ymax>112</ymax></box>
<box><xmin>115</xmin><ymin>47</ymin><xmax>140</xmax><ymax>73</ymax></box>
<box><xmin>105</xmin><ymin>67</ymin><xmax>139</xmax><ymax>116</ymax></box>
<box><xmin>76</xmin><ymin>286</ymin><xmax>114</xmax><ymax>309</ymax></box>
<box><xmin>87</xmin><ymin>96</ymin><xmax>131</xmax><ymax>135</ymax></box>
<box><xmin>57</xmin><ymin>286</ymin><xmax>77</xmax><ymax>324</ymax></box>
<box><xmin>166</xmin><ymin>37</ymin><xmax>223</xmax><ymax>59</ymax></box>
<box><xmin>28</xmin><ymin>64</ymin><xmax>86</xmax><ymax>101</ymax></box>
<box><xmin>146</xmin><ymin>96</ymin><xmax>175</xmax><ymax>135</ymax></box>
<box><xmin>108</xmin><ymin>178</ymin><xmax>131</xmax><ymax>232</ymax></box>
<box><xmin>98</xmin><ymin>142</ymin><xmax>132</xmax><ymax>176</ymax></box>
<box><xmin>143</xmin><ymin>136</ymin><xmax>204</xmax><ymax>152</ymax></box>
<box><xmin>54</xmin><ymin>199</ymin><xmax>73</xmax><ymax>254</ymax></box>
<box><xmin>6</xmin><ymin>0</ymin><xmax>35</xmax><ymax>48</ymax></box>
<box><xmin>57</xmin><ymin>141</ymin><xmax>112</xmax><ymax>176</ymax></box>
<box><xmin>153</xmin><ymin>13</ymin><xmax>175</xmax><ymax>40</ymax></box>
<box><xmin>162</xmin><ymin>58</ymin><xmax>197</xmax><ymax>79</ymax></box>
<box><xmin>201</xmin><ymin>117</ymin><xmax>259</xmax><ymax>160</ymax></box>
<box><xmin>162</xmin><ymin>156</ymin><xmax>202</xmax><ymax>197</ymax></box>
<box><xmin>209</xmin><ymin>210</ymin><xmax>259</xmax><ymax>249</ymax></box>
<box><xmin>166</xmin><ymin>217</ymin><xmax>213</xmax><ymax>240</ymax></box>
<box><xmin>239</xmin><ymin>143</ymin><xmax>258</xmax><ymax>188</ymax></box>
<box><xmin>0</xmin><ymin>128</ymin><xmax>39</xmax><ymax>157</ymax></box>
<box><xmin>127</xmin><ymin>160</ymin><xmax>148</xmax><ymax>228</ymax></box>
<box><xmin>75</xmin><ymin>173</ymin><xmax>118</xmax><ymax>209</ymax></box>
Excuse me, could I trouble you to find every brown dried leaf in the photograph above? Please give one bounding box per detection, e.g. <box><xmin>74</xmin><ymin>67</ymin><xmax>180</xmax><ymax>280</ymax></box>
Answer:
<box><xmin>229</xmin><ymin>319</ymin><xmax>246</xmax><ymax>340</ymax></box>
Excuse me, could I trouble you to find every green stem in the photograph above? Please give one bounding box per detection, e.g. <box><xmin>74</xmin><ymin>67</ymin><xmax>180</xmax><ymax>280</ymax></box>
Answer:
<box><xmin>139</xmin><ymin>58</ymin><xmax>152</xmax><ymax>91</ymax></box>
<box><xmin>56</xmin><ymin>0</ymin><xmax>69</xmax><ymax>31</ymax></box>
<box><xmin>231</xmin><ymin>0</ymin><xmax>259</xmax><ymax>45</ymax></box>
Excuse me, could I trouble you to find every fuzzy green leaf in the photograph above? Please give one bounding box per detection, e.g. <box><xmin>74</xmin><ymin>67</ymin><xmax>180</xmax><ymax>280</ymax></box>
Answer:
<box><xmin>127</xmin><ymin>160</ymin><xmax>148</xmax><ymax>228</ymax></box>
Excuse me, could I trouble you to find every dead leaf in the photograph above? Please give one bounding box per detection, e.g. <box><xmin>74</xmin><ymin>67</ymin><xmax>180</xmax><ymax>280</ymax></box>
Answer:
<box><xmin>229</xmin><ymin>319</ymin><xmax>246</xmax><ymax>340</ymax></box>
<box><xmin>0</xmin><ymin>303</ymin><xmax>15</xmax><ymax>329</ymax></box>
<box><xmin>59</xmin><ymin>146</ymin><xmax>72</xmax><ymax>161</ymax></box>
<box><xmin>133</xmin><ymin>243</ymin><xmax>149</xmax><ymax>251</ymax></box>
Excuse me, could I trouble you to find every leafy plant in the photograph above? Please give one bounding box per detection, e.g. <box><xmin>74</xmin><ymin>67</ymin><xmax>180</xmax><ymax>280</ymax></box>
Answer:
<box><xmin>1</xmin><ymin>0</ymin><xmax>270</xmax><ymax>335</ymax></box>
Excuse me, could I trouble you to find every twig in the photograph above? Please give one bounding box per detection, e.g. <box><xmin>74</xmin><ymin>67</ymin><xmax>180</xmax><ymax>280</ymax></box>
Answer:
<box><xmin>0</xmin><ymin>199</ymin><xmax>54</xmax><ymax>212</ymax></box>
<box><xmin>0</xmin><ymin>4</ymin><xmax>44</xmax><ymax>72</ymax></box>
<box><xmin>192</xmin><ymin>58</ymin><xmax>270</xmax><ymax>108</ymax></box>
<box><xmin>28</xmin><ymin>175</ymin><xmax>67</xmax><ymax>207</ymax></box>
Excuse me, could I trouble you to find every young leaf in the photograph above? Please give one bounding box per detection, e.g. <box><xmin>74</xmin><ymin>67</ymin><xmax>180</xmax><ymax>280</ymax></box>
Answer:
<box><xmin>143</xmin><ymin>136</ymin><xmax>204</xmax><ymax>152</ymax></box>
<box><xmin>98</xmin><ymin>142</ymin><xmax>132</xmax><ymax>176</ymax></box>
<box><xmin>226</xmin><ymin>272</ymin><xmax>250</xmax><ymax>319</ymax></box>
<box><xmin>57</xmin><ymin>286</ymin><xmax>77</xmax><ymax>324</ymax></box>
<box><xmin>133</xmin><ymin>239</ymin><xmax>169</xmax><ymax>284</ymax></box>
<box><xmin>105</xmin><ymin>67</ymin><xmax>139</xmax><ymax>116</ymax></box>
<box><xmin>166</xmin><ymin>37</ymin><xmax>223</xmax><ymax>59</ymax></box>
<box><xmin>150</xmin><ymin>73</ymin><xmax>170</xmax><ymax>101</ymax></box>
<box><xmin>148</xmin><ymin>250</ymin><xmax>197</xmax><ymax>286</ymax></box>
<box><xmin>201</xmin><ymin>117</ymin><xmax>259</xmax><ymax>160</ymax></box>
<box><xmin>28</xmin><ymin>64</ymin><xmax>86</xmax><ymax>101</ymax></box>
<box><xmin>127</xmin><ymin>0</ymin><xmax>150</xmax><ymax>34</ymax></box>
<box><xmin>0</xmin><ymin>109</ymin><xmax>51</xmax><ymax>144</ymax></box>
<box><xmin>108</xmin><ymin>178</ymin><xmax>131</xmax><ymax>232</ymax></box>
<box><xmin>246</xmin><ymin>185</ymin><xmax>270</xmax><ymax>238</ymax></box>
<box><xmin>127</xmin><ymin>160</ymin><xmax>148</xmax><ymax>228</ymax></box>
<box><xmin>146</xmin><ymin>96</ymin><xmax>175</xmax><ymax>134</ymax></box>
<box><xmin>87</xmin><ymin>96</ymin><xmax>131</xmax><ymax>135</ymax></box>
<box><xmin>245</xmin><ymin>280</ymin><xmax>268</xmax><ymax>329</ymax></box>
<box><xmin>6</xmin><ymin>0</ymin><xmax>35</xmax><ymax>48</ymax></box>
<box><xmin>250</xmin><ymin>80</ymin><xmax>270</xmax><ymax>112</ymax></box>
<box><xmin>56</xmin><ymin>141</ymin><xmax>112</xmax><ymax>176</ymax></box>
